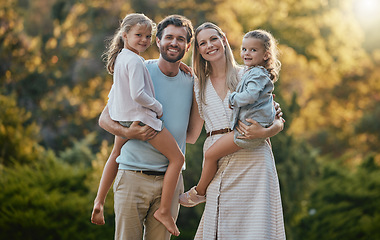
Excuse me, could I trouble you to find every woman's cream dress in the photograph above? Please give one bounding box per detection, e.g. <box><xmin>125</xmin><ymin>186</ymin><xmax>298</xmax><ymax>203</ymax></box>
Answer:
<box><xmin>194</xmin><ymin>79</ymin><xmax>286</xmax><ymax>240</ymax></box>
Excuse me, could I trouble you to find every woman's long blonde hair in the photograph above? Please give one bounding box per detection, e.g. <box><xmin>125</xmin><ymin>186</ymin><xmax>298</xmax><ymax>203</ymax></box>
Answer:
<box><xmin>192</xmin><ymin>22</ymin><xmax>240</xmax><ymax>104</ymax></box>
<box><xmin>103</xmin><ymin>13</ymin><xmax>155</xmax><ymax>74</ymax></box>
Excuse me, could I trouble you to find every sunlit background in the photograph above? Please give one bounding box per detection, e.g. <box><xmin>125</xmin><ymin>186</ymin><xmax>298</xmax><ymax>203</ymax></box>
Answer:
<box><xmin>353</xmin><ymin>0</ymin><xmax>380</xmax><ymax>50</ymax></box>
<box><xmin>1</xmin><ymin>0</ymin><xmax>380</xmax><ymax>239</ymax></box>
<box><xmin>354</xmin><ymin>0</ymin><xmax>379</xmax><ymax>24</ymax></box>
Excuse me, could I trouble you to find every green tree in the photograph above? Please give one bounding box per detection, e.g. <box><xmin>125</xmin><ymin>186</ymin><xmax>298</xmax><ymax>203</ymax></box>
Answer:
<box><xmin>270</xmin><ymin>91</ymin><xmax>320</xmax><ymax>240</ymax></box>
<box><xmin>0</xmin><ymin>93</ymin><xmax>44</xmax><ymax>166</ymax></box>
<box><xmin>0</xmin><ymin>154</ymin><xmax>114</xmax><ymax>240</ymax></box>
<box><xmin>0</xmin><ymin>95</ymin><xmax>115</xmax><ymax>239</ymax></box>
<box><xmin>298</xmin><ymin>155</ymin><xmax>380</xmax><ymax>240</ymax></box>
<box><xmin>1</xmin><ymin>0</ymin><xmax>131</xmax><ymax>151</ymax></box>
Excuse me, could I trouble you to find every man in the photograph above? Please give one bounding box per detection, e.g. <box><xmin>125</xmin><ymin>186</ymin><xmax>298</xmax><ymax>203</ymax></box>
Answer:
<box><xmin>98</xmin><ymin>15</ymin><xmax>201</xmax><ymax>240</ymax></box>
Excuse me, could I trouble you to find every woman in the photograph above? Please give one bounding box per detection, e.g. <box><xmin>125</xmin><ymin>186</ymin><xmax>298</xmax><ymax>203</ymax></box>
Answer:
<box><xmin>188</xmin><ymin>22</ymin><xmax>286</xmax><ymax>239</ymax></box>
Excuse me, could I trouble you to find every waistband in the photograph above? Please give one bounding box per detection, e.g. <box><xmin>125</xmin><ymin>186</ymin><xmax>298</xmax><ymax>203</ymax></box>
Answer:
<box><xmin>131</xmin><ymin>170</ymin><xmax>166</xmax><ymax>176</ymax></box>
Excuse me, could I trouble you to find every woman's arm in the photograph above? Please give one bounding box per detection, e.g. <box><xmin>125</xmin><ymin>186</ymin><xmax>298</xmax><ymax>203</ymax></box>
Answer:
<box><xmin>99</xmin><ymin>105</ymin><xmax>157</xmax><ymax>141</ymax></box>
<box><xmin>186</xmin><ymin>91</ymin><xmax>204</xmax><ymax>144</ymax></box>
<box><xmin>179</xmin><ymin>61</ymin><xmax>193</xmax><ymax>76</ymax></box>
<box><xmin>236</xmin><ymin>116</ymin><xmax>284</xmax><ymax>139</ymax></box>
<box><xmin>236</xmin><ymin>101</ymin><xmax>285</xmax><ymax>139</ymax></box>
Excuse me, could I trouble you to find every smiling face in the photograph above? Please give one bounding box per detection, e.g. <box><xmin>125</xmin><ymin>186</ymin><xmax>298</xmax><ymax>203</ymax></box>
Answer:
<box><xmin>156</xmin><ymin>25</ymin><xmax>189</xmax><ymax>63</ymax></box>
<box><xmin>122</xmin><ymin>24</ymin><xmax>152</xmax><ymax>54</ymax></box>
<box><xmin>196</xmin><ymin>28</ymin><xmax>226</xmax><ymax>62</ymax></box>
<box><xmin>240</xmin><ymin>37</ymin><xmax>269</xmax><ymax>68</ymax></box>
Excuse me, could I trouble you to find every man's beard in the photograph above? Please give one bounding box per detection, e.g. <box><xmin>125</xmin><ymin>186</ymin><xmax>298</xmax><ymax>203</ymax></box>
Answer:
<box><xmin>159</xmin><ymin>45</ymin><xmax>185</xmax><ymax>63</ymax></box>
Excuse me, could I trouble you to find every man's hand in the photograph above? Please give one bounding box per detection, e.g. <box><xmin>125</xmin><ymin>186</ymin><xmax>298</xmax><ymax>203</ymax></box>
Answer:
<box><xmin>99</xmin><ymin>105</ymin><xmax>157</xmax><ymax>141</ymax></box>
<box><xmin>128</xmin><ymin>121</ymin><xmax>157</xmax><ymax>141</ymax></box>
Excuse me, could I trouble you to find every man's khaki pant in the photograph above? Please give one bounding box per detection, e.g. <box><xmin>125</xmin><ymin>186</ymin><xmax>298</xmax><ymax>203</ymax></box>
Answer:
<box><xmin>113</xmin><ymin>170</ymin><xmax>183</xmax><ymax>240</ymax></box>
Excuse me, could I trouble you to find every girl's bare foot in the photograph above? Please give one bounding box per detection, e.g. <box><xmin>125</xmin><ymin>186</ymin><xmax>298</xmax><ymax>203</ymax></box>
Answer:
<box><xmin>153</xmin><ymin>209</ymin><xmax>180</xmax><ymax>236</ymax></box>
<box><xmin>91</xmin><ymin>202</ymin><xmax>105</xmax><ymax>225</ymax></box>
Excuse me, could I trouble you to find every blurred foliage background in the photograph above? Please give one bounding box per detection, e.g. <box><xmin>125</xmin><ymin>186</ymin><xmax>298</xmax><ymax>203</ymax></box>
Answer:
<box><xmin>1</xmin><ymin>0</ymin><xmax>380</xmax><ymax>239</ymax></box>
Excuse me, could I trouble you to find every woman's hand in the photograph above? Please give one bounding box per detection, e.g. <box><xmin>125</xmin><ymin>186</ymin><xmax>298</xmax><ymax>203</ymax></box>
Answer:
<box><xmin>236</xmin><ymin>117</ymin><xmax>284</xmax><ymax>140</ymax></box>
<box><xmin>274</xmin><ymin>101</ymin><xmax>284</xmax><ymax>119</ymax></box>
<box><xmin>236</xmin><ymin>102</ymin><xmax>285</xmax><ymax>139</ymax></box>
<box><xmin>179</xmin><ymin>61</ymin><xmax>193</xmax><ymax>76</ymax></box>
<box><xmin>236</xmin><ymin>119</ymin><xmax>267</xmax><ymax>139</ymax></box>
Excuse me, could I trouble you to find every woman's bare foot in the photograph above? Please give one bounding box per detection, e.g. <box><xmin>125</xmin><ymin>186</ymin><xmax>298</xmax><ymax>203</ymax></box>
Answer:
<box><xmin>91</xmin><ymin>202</ymin><xmax>105</xmax><ymax>225</ymax></box>
<box><xmin>153</xmin><ymin>209</ymin><xmax>180</xmax><ymax>236</ymax></box>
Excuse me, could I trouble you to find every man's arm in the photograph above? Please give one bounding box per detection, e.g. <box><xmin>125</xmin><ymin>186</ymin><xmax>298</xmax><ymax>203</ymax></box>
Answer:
<box><xmin>186</xmin><ymin>91</ymin><xmax>204</xmax><ymax>144</ymax></box>
<box><xmin>99</xmin><ymin>105</ymin><xmax>157</xmax><ymax>141</ymax></box>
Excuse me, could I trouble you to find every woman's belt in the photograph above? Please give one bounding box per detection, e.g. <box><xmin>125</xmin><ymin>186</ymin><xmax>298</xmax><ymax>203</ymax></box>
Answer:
<box><xmin>207</xmin><ymin>128</ymin><xmax>231</xmax><ymax>137</ymax></box>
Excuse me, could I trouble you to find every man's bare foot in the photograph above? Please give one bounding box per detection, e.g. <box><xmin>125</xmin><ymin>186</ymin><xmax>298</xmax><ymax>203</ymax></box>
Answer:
<box><xmin>91</xmin><ymin>202</ymin><xmax>105</xmax><ymax>225</ymax></box>
<box><xmin>153</xmin><ymin>209</ymin><xmax>180</xmax><ymax>236</ymax></box>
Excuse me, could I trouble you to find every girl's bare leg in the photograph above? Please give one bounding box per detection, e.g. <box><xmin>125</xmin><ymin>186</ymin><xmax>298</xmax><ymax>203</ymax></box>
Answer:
<box><xmin>195</xmin><ymin>132</ymin><xmax>241</xmax><ymax>196</ymax></box>
<box><xmin>91</xmin><ymin>136</ymin><xmax>127</xmax><ymax>225</ymax></box>
<box><xmin>149</xmin><ymin>128</ymin><xmax>184</xmax><ymax>236</ymax></box>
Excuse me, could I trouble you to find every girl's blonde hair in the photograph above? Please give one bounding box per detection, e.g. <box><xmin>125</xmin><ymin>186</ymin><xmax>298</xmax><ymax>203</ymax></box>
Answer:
<box><xmin>244</xmin><ymin>30</ymin><xmax>281</xmax><ymax>82</ymax></box>
<box><xmin>192</xmin><ymin>22</ymin><xmax>240</xmax><ymax>104</ymax></box>
<box><xmin>103</xmin><ymin>13</ymin><xmax>155</xmax><ymax>74</ymax></box>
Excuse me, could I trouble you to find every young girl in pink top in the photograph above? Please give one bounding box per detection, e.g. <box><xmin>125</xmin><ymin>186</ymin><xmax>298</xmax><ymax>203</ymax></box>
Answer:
<box><xmin>91</xmin><ymin>13</ymin><xmax>183</xmax><ymax>236</ymax></box>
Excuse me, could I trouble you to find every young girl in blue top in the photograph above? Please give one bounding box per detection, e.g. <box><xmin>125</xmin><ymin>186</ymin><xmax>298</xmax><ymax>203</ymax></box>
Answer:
<box><xmin>91</xmin><ymin>13</ymin><xmax>184</xmax><ymax>236</ymax></box>
<box><xmin>180</xmin><ymin>29</ymin><xmax>281</xmax><ymax>206</ymax></box>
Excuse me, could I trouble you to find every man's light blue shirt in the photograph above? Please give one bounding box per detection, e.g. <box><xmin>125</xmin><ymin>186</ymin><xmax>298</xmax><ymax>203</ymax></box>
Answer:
<box><xmin>116</xmin><ymin>61</ymin><xmax>193</xmax><ymax>172</ymax></box>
